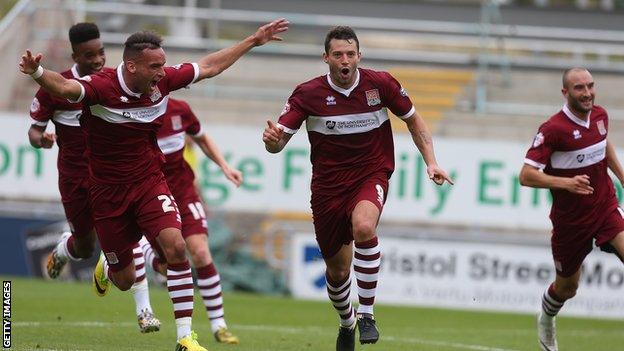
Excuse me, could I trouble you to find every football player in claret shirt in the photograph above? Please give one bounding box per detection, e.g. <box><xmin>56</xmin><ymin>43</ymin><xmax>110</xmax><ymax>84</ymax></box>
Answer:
<box><xmin>139</xmin><ymin>98</ymin><xmax>242</xmax><ymax>344</ymax></box>
<box><xmin>20</xmin><ymin>18</ymin><xmax>288</xmax><ymax>351</ymax></box>
<box><xmin>263</xmin><ymin>26</ymin><xmax>452</xmax><ymax>351</ymax></box>
<box><xmin>27</xmin><ymin>22</ymin><xmax>160</xmax><ymax>333</ymax></box>
<box><xmin>520</xmin><ymin>68</ymin><xmax>624</xmax><ymax>351</ymax></box>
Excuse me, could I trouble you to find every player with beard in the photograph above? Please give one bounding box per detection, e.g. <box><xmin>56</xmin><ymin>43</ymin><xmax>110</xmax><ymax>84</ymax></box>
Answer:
<box><xmin>520</xmin><ymin>68</ymin><xmax>624</xmax><ymax>351</ymax></box>
<box><xmin>20</xmin><ymin>19</ymin><xmax>288</xmax><ymax>351</ymax></box>
<box><xmin>262</xmin><ymin>26</ymin><xmax>452</xmax><ymax>351</ymax></box>
<box><xmin>28</xmin><ymin>22</ymin><xmax>160</xmax><ymax>334</ymax></box>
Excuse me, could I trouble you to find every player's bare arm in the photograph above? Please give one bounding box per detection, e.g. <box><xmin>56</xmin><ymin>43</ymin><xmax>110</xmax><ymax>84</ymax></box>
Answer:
<box><xmin>404</xmin><ymin>112</ymin><xmax>453</xmax><ymax>185</ymax></box>
<box><xmin>263</xmin><ymin>120</ymin><xmax>292</xmax><ymax>153</ymax></box>
<box><xmin>192</xmin><ymin>133</ymin><xmax>243</xmax><ymax>187</ymax></box>
<box><xmin>195</xmin><ymin>18</ymin><xmax>289</xmax><ymax>81</ymax></box>
<box><xmin>28</xmin><ymin>125</ymin><xmax>56</xmax><ymax>149</ymax></box>
<box><xmin>519</xmin><ymin>164</ymin><xmax>594</xmax><ymax>195</ymax></box>
<box><xmin>19</xmin><ymin>50</ymin><xmax>83</xmax><ymax>101</ymax></box>
<box><xmin>606</xmin><ymin>140</ymin><xmax>624</xmax><ymax>186</ymax></box>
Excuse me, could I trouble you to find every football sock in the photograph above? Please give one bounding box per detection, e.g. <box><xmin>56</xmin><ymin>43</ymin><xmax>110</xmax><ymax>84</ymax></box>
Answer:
<box><xmin>196</xmin><ymin>263</ymin><xmax>227</xmax><ymax>333</ymax></box>
<box><xmin>326</xmin><ymin>271</ymin><xmax>355</xmax><ymax>328</ymax></box>
<box><xmin>167</xmin><ymin>261</ymin><xmax>194</xmax><ymax>340</ymax></box>
<box><xmin>541</xmin><ymin>283</ymin><xmax>565</xmax><ymax>320</ymax></box>
<box><xmin>139</xmin><ymin>236</ymin><xmax>163</xmax><ymax>272</ymax></box>
<box><xmin>56</xmin><ymin>233</ymin><xmax>80</xmax><ymax>261</ymax></box>
<box><xmin>130</xmin><ymin>243</ymin><xmax>152</xmax><ymax>315</ymax></box>
<box><xmin>354</xmin><ymin>237</ymin><xmax>380</xmax><ymax>316</ymax></box>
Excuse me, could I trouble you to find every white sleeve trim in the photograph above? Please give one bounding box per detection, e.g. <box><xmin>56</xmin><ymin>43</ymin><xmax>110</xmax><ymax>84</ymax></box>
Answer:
<box><xmin>30</xmin><ymin>118</ymin><xmax>48</xmax><ymax>127</ymax></box>
<box><xmin>191</xmin><ymin>62</ymin><xmax>200</xmax><ymax>83</ymax></box>
<box><xmin>397</xmin><ymin>105</ymin><xmax>416</xmax><ymax>119</ymax></box>
<box><xmin>189</xmin><ymin>125</ymin><xmax>204</xmax><ymax>138</ymax></box>
<box><xmin>524</xmin><ymin>158</ymin><xmax>546</xmax><ymax>170</ymax></box>
<box><xmin>278</xmin><ymin>122</ymin><xmax>298</xmax><ymax>135</ymax></box>
<box><xmin>67</xmin><ymin>83</ymin><xmax>85</xmax><ymax>103</ymax></box>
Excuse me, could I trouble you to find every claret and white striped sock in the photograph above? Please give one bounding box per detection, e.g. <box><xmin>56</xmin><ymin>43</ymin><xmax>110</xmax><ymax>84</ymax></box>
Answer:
<box><xmin>139</xmin><ymin>236</ymin><xmax>160</xmax><ymax>272</ymax></box>
<box><xmin>326</xmin><ymin>271</ymin><xmax>355</xmax><ymax>328</ymax></box>
<box><xmin>353</xmin><ymin>237</ymin><xmax>381</xmax><ymax>317</ymax></box>
<box><xmin>541</xmin><ymin>283</ymin><xmax>565</xmax><ymax>320</ymax></box>
<box><xmin>167</xmin><ymin>261</ymin><xmax>194</xmax><ymax>340</ymax></box>
<box><xmin>130</xmin><ymin>243</ymin><xmax>153</xmax><ymax>315</ymax></box>
<box><xmin>196</xmin><ymin>263</ymin><xmax>227</xmax><ymax>333</ymax></box>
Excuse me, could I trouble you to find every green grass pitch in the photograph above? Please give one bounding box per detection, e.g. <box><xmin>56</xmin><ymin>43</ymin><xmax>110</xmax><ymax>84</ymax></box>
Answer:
<box><xmin>3</xmin><ymin>276</ymin><xmax>623</xmax><ymax>351</ymax></box>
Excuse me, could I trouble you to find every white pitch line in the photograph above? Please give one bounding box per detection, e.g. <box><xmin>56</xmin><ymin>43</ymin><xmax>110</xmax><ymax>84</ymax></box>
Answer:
<box><xmin>14</xmin><ymin>321</ymin><xmax>519</xmax><ymax>351</ymax></box>
<box><xmin>383</xmin><ymin>335</ymin><xmax>519</xmax><ymax>351</ymax></box>
<box><xmin>232</xmin><ymin>325</ymin><xmax>519</xmax><ymax>351</ymax></box>
<box><xmin>14</xmin><ymin>321</ymin><xmax>135</xmax><ymax>328</ymax></box>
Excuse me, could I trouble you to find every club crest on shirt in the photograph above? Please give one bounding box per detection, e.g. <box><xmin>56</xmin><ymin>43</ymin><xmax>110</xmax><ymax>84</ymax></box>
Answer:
<box><xmin>532</xmin><ymin>132</ymin><xmax>544</xmax><ymax>148</ymax></box>
<box><xmin>171</xmin><ymin>115</ymin><xmax>182</xmax><ymax>130</ymax></box>
<box><xmin>30</xmin><ymin>97</ymin><xmax>40</xmax><ymax>112</ymax></box>
<box><xmin>326</xmin><ymin>95</ymin><xmax>336</xmax><ymax>106</ymax></box>
<box><xmin>573</xmin><ymin>129</ymin><xmax>582</xmax><ymax>139</ymax></box>
<box><xmin>366</xmin><ymin>89</ymin><xmax>381</xmax><ymax>106</ymax></box>
<box><xmin>597</xmin><ymin>120</ymin><xmax>607</xmax><ymax>135</ymax></box>
<box><xmin>150</xmin><ymin>87</ymin><xmax>162</xmax><ymax>102</ymax></box>
<box><xmin>577</xmin><ymin>154</ymin><xmax>585</xmax><ymax>163</ymax></box>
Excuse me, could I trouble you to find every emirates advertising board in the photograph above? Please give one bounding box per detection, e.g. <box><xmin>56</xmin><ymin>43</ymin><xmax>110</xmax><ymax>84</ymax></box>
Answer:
<box><xmin>290</xmin><ymin>233</ymin><xmax>624</xmax><ymax>318</ymax></box>
<box><xmin>3</xmin><ymin>113</ymin><xmax>624</xmax><ymax>231</ymax></box>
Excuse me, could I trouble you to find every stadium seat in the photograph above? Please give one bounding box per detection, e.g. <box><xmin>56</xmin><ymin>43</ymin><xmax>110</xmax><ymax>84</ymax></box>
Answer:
<box><xmin>388</xmin><ymin>68</ymin><xmax>475</xmax><ymax>132</ymax></box>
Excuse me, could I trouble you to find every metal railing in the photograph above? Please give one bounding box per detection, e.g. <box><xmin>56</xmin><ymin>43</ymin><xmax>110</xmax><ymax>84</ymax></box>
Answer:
<box><xmin>5</xmin><ymin>0</ymin><xmax>624</xmax><ymax>119</ymax></box>
<box><xmin>31</xmin><ymin>0</ymin><xmax>624</xmax><ymax>72</ymax></box>
<box><xmin>0</xmin><ymin>0</ymin><xmax>31</xmax><ymax>38</ymax></box>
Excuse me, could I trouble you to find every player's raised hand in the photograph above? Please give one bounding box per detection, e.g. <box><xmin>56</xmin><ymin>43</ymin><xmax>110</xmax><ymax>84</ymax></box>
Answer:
<box><xmin>222</xmin><ymin>165</ymin><xmax>243</xmax><ymax>187</ymax></box>
<box><xmin>427</xmin><ymin>165</ymin><xmax>454</xmax><ymax>186</ymax></box>
<box><xmin>19</xmin><ymin>50</ymin><xmax>43</xmax><ymax>75</ymax></box>
<box><xmin>263</xmin><ymin>120</ymin><xmax>284</xmax><ymax>145</ymax></box>
<box><xmin>252</xmin><ymin>18</ymin><xmax>289</xmax><ymax>46</ymax></box>
<box><xmin>40</xmin><ymin>132</ymin><xmax>56</xmax><ymax>149</ymax></box>
<box><xmin>566</xmin><ymin>174</ymin><xmax>593</xmax><ymax>195</ymax></box>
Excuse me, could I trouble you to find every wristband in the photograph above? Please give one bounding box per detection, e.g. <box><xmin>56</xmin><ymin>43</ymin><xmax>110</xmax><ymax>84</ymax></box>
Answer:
<box><xmin>30</xmin><ymin>65</ymin><xmax>44</xmax><ymax>79</ymax></box>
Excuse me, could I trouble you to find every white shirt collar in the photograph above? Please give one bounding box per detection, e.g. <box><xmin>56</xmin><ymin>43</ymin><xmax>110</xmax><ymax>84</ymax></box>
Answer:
<box><xmin>70</xmin><ymin>64</ymin><xmax>81</xmax><ymax>79</ymax></box>
<box><xmin>117</xmin><ymin>62</ymin><xmax>141</xmax><ymax>98</ymax></box>
<box><xmin>326</xmin><ymin>69</ymin><xmax>360</xmax><ymax>97</ymax></box>
<box><xmin>562</xmin><ymin>104</ymin><xmax>590</xmax><ymax>129</ymax></box>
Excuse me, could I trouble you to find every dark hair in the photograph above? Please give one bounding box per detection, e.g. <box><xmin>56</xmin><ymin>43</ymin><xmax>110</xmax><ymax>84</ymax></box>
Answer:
<box><xmin>324</xmin><ymin>26</ymin><xmax>359</xmax><ymax>54</ymax></box>
<box><xmin>69</xmin><ymin>23</ymin><xmax>100</xmax><ymax>50</ymax></box>
<box><xmin>123</xmin><ymin>31</ymin><xmax>163</xmax><ymax>60</ymax></box>
<box><xmin>562</xmin><ymin>67</ymin><xmax>589</xmax><ymax>88</ymax></box>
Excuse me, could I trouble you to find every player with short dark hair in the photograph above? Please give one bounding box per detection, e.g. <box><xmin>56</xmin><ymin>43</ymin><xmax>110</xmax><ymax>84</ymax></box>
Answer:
<box><xmin>28</xmin><ymin>22</ymin><xmax>160</xmax><ymax>334</ymax></box>
<box><xmin>324</xmin><ymin>26</ymin><xmax>359</xmax><ymax>54</ymax></box>
<box><xmin>123</xmin><ymin>31</ymin><xmax>163</xmax><ymax>60</ymax></box>
<box><xmin>20</xmin><ymin>18</ymin><xmax>288</xmax><ymax>351</ymax></box>
<box><xmin>520</xmin><ymin>67</ymin><xmax>624</xmax><ymax>351</ymax></box>
<box><xmin>263</xmin><ymin>25</ymin><xmax>452</xmax><ymax>351</ymax></box>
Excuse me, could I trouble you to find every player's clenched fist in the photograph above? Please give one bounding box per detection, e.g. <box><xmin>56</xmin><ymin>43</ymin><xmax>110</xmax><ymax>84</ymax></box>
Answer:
<box><xmin>263</xmin><ymin>120</ymin><xmax>284</xmax><ymax>143</ymax></box>
<box><xmin>40</xmin><ymin>132</ymin><xmax>56</xmax><ymax>149</ymax></box>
